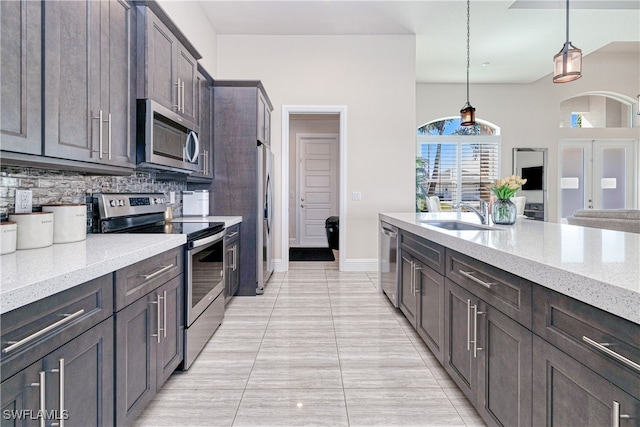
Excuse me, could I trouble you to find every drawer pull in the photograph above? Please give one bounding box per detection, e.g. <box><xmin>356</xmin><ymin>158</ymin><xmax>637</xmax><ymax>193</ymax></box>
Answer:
<box><xmin>459</xmin><ymin>270</ymin><xmax>494</xmax><ymax>289</ymax></box>
<box><xmin>583</xmin><ymin>336</ymin><xmax>640</xmax><ymax>373</ymax></box>
<box><xmin>227</xmin><ymin>231</ymin><xmax>239</xmax><ymax>238</ymax></box>
<box><xmin>2</xmin><ymin>309</ymin><xmax>85</xmax><ymax>354</ymax></box>
<box><xmin>141</xmin><ymin>264</ymin><xmax>174</xmax><ymax>281</ymax></box>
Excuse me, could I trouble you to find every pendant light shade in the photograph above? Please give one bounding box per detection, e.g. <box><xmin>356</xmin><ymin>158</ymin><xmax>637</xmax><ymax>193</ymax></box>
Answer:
<box><xmin>460</xmin><ymin>102</ymin><xmax>476</xmax><ymax>127</ymax></box>
<box><xmin>460</xmin><ymin>0</ymin><xmax>476</xmax><ymax>126</ymax></box>
<box><xmin>553</xmin><ymin>0</ymin><xmax>582</xmax><ymax>83</ymax></box>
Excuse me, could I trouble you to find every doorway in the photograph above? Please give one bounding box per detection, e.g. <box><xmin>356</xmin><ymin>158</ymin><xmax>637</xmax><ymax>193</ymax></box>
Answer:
<box><xmin>280</xmin><ymin>106</ymin><xmax>347</xmax><ymax>272</ymax></box>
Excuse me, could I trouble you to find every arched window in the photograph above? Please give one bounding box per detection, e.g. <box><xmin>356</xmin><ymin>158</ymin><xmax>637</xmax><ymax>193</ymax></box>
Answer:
<box><xmin>560</xmin><ymin>92</ymin><xmax>635</xmax><ymax>128</ymax></box>
<box><xmin>416</xmin><ymin>117</ymin><xmax>501</xmax><ymax>211</ymax></box>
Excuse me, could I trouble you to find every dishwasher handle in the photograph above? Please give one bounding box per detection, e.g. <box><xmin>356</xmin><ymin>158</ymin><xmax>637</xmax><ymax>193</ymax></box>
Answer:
<box><xmin>381</xmin><ymin>225</ymin><xmax>398</xmax><ymax>238</ymax></box>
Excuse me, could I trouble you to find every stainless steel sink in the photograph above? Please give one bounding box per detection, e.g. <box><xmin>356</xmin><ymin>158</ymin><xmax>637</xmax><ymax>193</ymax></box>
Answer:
<box><xmin>419</xmin><ymin>220</ymin><xmax>500</xmax><ymax>231</ymax></box>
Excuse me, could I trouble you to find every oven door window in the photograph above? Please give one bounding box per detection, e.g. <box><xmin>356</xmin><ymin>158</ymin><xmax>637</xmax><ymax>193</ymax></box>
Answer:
<box><xmin>191</xmin><ymin>241</ymin><xmax>224</xmax><ymax>312</ymax></box>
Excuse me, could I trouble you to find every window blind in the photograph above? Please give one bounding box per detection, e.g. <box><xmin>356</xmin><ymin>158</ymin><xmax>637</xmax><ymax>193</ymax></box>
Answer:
<box><xmin>418</xmin><ymin>140</ymin><xmax>499</xmax><ymax>207</ymax></box>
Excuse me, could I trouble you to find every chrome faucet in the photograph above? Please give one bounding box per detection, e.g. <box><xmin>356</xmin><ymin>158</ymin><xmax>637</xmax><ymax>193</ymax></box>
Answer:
<box><xmin>452</xmin><ymin>200</ymin><xmax>490</xmax><ymax>225</ymax></box>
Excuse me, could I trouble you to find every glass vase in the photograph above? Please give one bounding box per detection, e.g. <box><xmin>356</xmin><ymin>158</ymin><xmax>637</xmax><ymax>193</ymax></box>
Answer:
<box><xmin>492</xmin><ymin>199</ymin><xmax>517</xmax><ymax>225</ymax></box>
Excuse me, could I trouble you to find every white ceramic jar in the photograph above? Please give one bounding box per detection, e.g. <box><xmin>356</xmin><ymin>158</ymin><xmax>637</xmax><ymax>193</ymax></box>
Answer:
<box><xmin>42</xmin><ymin>204</ymin><xmax>87</xmax><ymax>243</ymax></box>
<box><xmin>9</xmin><ymin>212</ymin><xmax>54</xmax><ymax>250</ymax></box>
<box><xmin>1</xmin><ymin>221</ymin><xmax>18</xmax><ymax>255</ymax></box>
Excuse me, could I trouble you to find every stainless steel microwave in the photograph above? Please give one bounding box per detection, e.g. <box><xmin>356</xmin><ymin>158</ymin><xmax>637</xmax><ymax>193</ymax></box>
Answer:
<box><xmin>136</xmin><ymin>99</ymin><xmax>200</xmax><ymax>174</ymax></box>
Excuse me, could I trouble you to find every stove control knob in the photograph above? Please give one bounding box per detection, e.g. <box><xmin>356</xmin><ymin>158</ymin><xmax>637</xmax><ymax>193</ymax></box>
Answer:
<box><xmin>118</xmin><ymin>200</ymin><xmax>125</xmax><ymax>206</ymax></box>
<box><xmin>109</xmin><ymin>200</ymin><xmax>117</xmax><ymax>207</ymax></box>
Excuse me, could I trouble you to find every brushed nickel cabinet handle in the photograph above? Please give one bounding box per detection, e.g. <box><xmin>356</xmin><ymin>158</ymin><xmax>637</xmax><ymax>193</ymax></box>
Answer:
<box><xmin>612</xmin><ymin>401</ymin><xmax>631</xmax><ymax>427</ymax></box>
<box><xmin>3</xmin><ymin>310</ymin><xmax>85</xmax><ymax>354</ymax></box>
<box><xmin>162</xmin><ymin>291</ymin><xmax>167</xmax><ymax>338</ymax></box>
<box><xmin>467</xmin><ymin>299</ymin><xmax>472</xmax><ymax>351</ymax></box>
<box><xmin>30</xmin><ymin>371</ymin><xmax>46</xmax><ymax>427</ymax></box>
<box><xmin>150</xmin><ymin>295</ymin><xmax>161</xmax><ymax>344</ymax></box>
<box><xmin>583</xmin><ymin>336</ymin><xmax>640</xmax><ymax>373</ymax></box>
<box><xmin>93</xmin><ymin>110</ymin><xmax>103</xmax><ymax>159</ymax></box>
<box><xmin>459</xmin><ymin>270</ymin><xmax>494</xmax><ymax>289</ymax></box>
<box><xmin>472</xmin><ymin>305</ymin><xmax>485</xmax><ymax>359</ymax></box>
<box><xmin>413</xmin><ymin>265</ymin><xmax>421</xmax><ymax>295</ymax></box>
<box><xmin>141</xmin><ymin>264</ymin><xmax>174</xmax><ymax>281</ymax></box>
<box><xmin>174</xmin><ymin>78</ymin><xmax>181</xmax><ymax>111</ymax></box>
<box><xmin>181</xmin><ymin>81</ymin><xmax>185</xmax><ymax>113</ymax></box>
<box><xmin>50</xmin><ymin>358</ymin><xmax>65</xmax><ymax>427</ymax></box>
<box><xmin>107</xmin><ymin>113</ymin><xmax>112</xmax><ymax>160</ymax></box>
<box><xmin>227</xmin><ymin>231</ymin><xmax>239</xmax><ymax>239</ymax></box>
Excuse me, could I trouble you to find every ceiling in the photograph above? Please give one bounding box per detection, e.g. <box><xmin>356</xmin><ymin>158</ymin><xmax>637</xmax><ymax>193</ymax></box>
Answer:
<box><xmin>195</xmin><ymin>0</ymin><xmax>640</xmax><ymax>84</ymax></box>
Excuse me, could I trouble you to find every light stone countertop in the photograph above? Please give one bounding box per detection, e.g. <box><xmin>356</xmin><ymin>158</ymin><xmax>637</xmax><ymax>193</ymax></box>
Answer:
<box><xmin>380</xmin><ymin>212</ymin><xmax>640</xmax><ymax>325</ymax></box>
<box><xmin>0</xmin><ymin>234</ymin><xmax>186</xmax><ymax>314</ymax></box>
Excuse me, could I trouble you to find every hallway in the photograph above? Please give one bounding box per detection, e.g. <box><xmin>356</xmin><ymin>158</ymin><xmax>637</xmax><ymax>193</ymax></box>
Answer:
<box><xmin>134</xmin><ymin>259</ymin><xmax>484</xmax><ymax>426</ymax></box>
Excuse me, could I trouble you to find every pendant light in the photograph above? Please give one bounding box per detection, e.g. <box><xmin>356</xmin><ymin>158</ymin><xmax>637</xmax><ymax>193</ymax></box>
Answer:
<box><xmin>460</xmin><ymin>0</ymin><xmax>476</xmax><ymax>126</ymax></box>
<box><xmin>553</xmin><ymin>0</ymin><xmax>582</xmax><ymax>83</ymax></box>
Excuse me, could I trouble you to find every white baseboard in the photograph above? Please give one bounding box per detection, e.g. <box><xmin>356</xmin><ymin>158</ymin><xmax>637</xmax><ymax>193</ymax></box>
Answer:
<box><xmin>340</xmin><ymin>258</ymin><xmax>378</xmax><ymax>272</ymax></box>
<box><xmin>272</xmin><ymin>259</ymin><xmax>287</xmax><ymax>272</ymax></box>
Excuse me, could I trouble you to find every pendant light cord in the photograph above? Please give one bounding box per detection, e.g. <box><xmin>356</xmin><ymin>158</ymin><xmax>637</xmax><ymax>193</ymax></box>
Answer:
<box><xmin>565</xmin><ymin>0</ymin><xmax>570</xmax><ymax>47</ymax></box>
<box><xmin>466</xmin><ymin>0</ymin><xmax>471</xmax><ymax>103</ymax></box>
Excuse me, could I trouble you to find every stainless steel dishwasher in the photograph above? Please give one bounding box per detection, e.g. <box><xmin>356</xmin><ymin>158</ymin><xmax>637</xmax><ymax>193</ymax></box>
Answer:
<box><xmin>379</xmin><ymin>221</ymin><xmax>400</xmax><ymax>307</ymax></box>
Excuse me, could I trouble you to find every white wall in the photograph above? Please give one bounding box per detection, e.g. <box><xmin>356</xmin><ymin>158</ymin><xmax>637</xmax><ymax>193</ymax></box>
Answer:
<box><xmin>217</xmin><ymin>35</ymin><xmax>416</xmax><ymax>269</ymax></box>
<box><xmin>417</xmin><ymin>49</ymin><xmax>640</xmax><ymax>222</ymax></box>
<box><xmin>156</xmin><ymin>0</ymin><xmax>218</xmax><ymax>75</ymax></box>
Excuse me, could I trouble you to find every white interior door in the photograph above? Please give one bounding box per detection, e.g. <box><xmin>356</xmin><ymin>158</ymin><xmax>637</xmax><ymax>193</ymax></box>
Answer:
<box><xmin>559</xmin><ymin>139</ymin><xmax>637</xmax><ymax>219</ymax></box>
<box><xmin>297</xmin><ymin>134</ymin><xmax>338</xmax><ymax>247</ymax></box>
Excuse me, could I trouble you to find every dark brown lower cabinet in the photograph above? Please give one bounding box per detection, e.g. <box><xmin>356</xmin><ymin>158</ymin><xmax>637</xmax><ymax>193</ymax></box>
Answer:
<box><xmin>1</xmin><ymin>320</ymin><xmax>114</xmax><ymax>427</ymax></box>
<box><xmin>532</xmin><ymin>335</ymin><xmax>640</xmax><ymax>427</ymax></box>
<box><xmin>399</xmin><ymin>252</ymin><xmax>419</xmax><ymax>327</ymax></box>
<box><xmin>445</xmin><ymin>279</ymin><xmax>532</xmax><ymax>426</ymax></box>
<box><xmin>115</xmin><ymin>275</ymin><xmax>183</xmax><ymax>426</ymax></box>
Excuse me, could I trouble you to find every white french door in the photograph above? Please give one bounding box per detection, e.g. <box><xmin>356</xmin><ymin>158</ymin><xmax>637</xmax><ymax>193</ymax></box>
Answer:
<box><xmin>296</xmin><ymin>134</ymin><xmax>339</xmax><ymax>247</ymax></box>
<box><xmin>559</xmin><ymin>139</ymin><xmax>637</xmax><ymax>219</ymax></box>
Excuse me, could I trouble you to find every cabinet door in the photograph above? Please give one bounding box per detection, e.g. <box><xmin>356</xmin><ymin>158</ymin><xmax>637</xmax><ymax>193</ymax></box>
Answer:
<box><xmin>156</xmin><ymin>276</ymin><xmax>184</xmax><ymax>388</ymax></box>
<box><xmin>177</xmin><ymin>46</ymin><xmax>197</xmax><ymax>123</ymax></box>
<box><xmin>533</xmin><ymin>335</ymin><xmax>640</xmax><ymax>426</ymax></box>
<box><xmin>1</xmin><ymin>362</ymin><xmax>41</xmax><ymax>427</ymax></box>
<box><xmin>44</xmin><ymin>320</ymin><xmax>114</xmax><ymax>427</ymax></box>
<box><xmin>444</xmin><ymin>279</ymin><xmax>477</xmax><ymax>404</ymax></box>
<box><xmin>417</xmin><ymin>264</ymin><xmax>445</xmax><ymax>363</ymax></box>
<box><xmin>102</xmin><ymin>0</ymin><xmax>134</xmax><ymax>168</ymax></box>
<box><xmin>1</xmin><ymin>0</ymin><xmax>42</xmax><ymax>155</ymax></box>
<box><xmin>115</xmin><ymin>294</ymin><xmax>157</xmax><ymax>427</ymax></box>
<box><xmin>43</xmin><ymin>0</ymin><xmax>101</xmax><ymax>162</ymax></box>
<box><xmin>399</xmin><ymin>253</ymin><xmax>418</xmax><ymax>327</ymax></box>
<box><xmin>144</xmin><ymin>10</ymin><xmax>176</xmax><ymax>112</ymax></box>
<box><xmin>189</xmin><ymin>75</ymin><xmax>212</xmax><ymax>181</ymax></box>
<box><xmin>257</xmin><ymin>94</ymin><xmax>266</xmax><ymax>144</ymax></box>
<box><xmin>477</xmin><ymin>304</ymin><xmax>532</xmax><ymax>427</ymax></box>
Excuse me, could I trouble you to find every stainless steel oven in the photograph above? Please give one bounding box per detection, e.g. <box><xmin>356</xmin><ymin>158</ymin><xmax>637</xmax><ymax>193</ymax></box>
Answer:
<box><xmin>183</xmin><ymin>228</ymin><xmax>225</xmax><ymax>369</ymax></box>
<box><xmin>93</xmin><ymin>193</ymin><xmax>226</xmax><ymax>370</ymax></box>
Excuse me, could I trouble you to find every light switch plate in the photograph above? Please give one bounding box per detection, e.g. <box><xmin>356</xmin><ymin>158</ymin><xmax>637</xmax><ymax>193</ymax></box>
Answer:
<box><xmin>352</xmin><ymin>191</ymin><xmax>362</xmax><ymax>201</ymax></box>
<box><xmin>15</xmin><ymin>189</ymin><xmax>32</xmax><ymax>213</ymax></box>
<box><xmin>169</xmin><ymin>191</ymin><xmax>176</xmax><ymax>204</ymax></box>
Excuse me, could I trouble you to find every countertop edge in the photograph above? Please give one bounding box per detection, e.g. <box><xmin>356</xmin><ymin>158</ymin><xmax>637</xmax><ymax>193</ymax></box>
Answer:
<box><xmin>380</xmin><ymin>212</ymin><xmax>640</xmax><ymax>325</ymax></box>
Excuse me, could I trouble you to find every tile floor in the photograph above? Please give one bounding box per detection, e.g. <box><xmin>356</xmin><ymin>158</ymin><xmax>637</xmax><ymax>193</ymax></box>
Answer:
<box><xmin>134</xmin><ymin>256</ymin><xmax>485</xmax><ymax>427</ymax></box>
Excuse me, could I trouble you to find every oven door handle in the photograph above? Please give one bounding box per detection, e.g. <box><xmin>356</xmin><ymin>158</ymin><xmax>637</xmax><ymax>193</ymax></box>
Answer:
<box><xmin>189</xmin><ymin>230</ymin><xmax>226</xmax><ymax>249</ymax></box>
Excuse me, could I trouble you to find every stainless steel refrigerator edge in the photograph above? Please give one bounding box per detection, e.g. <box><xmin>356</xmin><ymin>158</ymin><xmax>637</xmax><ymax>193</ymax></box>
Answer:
<box><xmin>257</xmin><ymin>142</ymin><xmax>274</xmax><ymax>293</ymax></box>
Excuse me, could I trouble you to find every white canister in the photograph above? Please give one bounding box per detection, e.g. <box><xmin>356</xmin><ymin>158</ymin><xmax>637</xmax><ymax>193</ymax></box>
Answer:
<box><xmin>1</xmin><ymin>221</ymin><xmax>18</xmax><ymax>255</ymax></box>
<box><xmin>42</xmin><ymin>204</ymin><xmax>87</xmax><ymax>244</ymax></box>
<box><xmin>9</xmin><ymin>212</ymin><xmax>54</xmax><ymax>250</ymax></box>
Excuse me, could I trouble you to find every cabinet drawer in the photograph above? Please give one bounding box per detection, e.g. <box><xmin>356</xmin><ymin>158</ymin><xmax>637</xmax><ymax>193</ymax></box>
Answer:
<box><xmin>446</xmin><ymin>250</ymin><xmax>532</xmax><ymax>328</ymax></box>
<box><xmin>400</xmin><ymin>231</ymin><xmax>445</xmax><ymax>275</ymax></box>
<box><xmin>1</xmin><ymin>274</ymin><xmax>113</xmax><ymax>381</ymax></box>
<box><xmin>114</xmin><ymin>247</ymin><xmax>183</xmax><ymax>311</ymax></box>
<box><xmin>533</xmin><ymin>285</ymin><xmax>640</xmax><ymax>399</ymax></box>
<box><xmin>225</xmin><ymin>224</ymin><xmax>240</xmax><ymax>242</ymax></box>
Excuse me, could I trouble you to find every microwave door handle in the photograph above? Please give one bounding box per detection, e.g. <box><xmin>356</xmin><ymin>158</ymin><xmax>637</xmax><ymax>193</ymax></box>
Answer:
<box><xmin>184</xmin><ymin>131</ymin><xmax>197</xmax><ymax>163</ymax></box>
<box><xmin>192</xmin><ymin>132</ymin><xmax>200</xmax><ymax>164</ymax></box>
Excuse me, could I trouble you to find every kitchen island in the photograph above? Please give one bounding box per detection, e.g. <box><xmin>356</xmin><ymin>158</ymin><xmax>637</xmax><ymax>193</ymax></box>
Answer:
<box><xmin>380</xmin><ymin>212</ymin><xmax>639</xmax><ymax>427</ymax></box>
